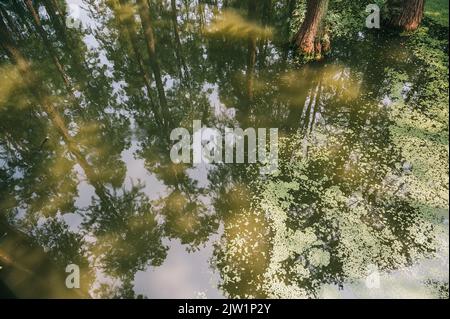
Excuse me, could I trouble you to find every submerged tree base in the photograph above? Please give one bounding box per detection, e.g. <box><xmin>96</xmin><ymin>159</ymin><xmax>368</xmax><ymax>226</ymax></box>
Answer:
<box><xmin>387</xmin><ymin>0</ymin><xmax>425</xmax><ymax>31</ymax></box>
<box><xmin>293</xmin><ymin>0</ymin><xmax>330</xmax><ymax>62</ymax></box>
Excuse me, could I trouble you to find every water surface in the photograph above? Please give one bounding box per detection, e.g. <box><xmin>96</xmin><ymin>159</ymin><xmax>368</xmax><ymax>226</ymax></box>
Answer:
<box><xmin>0</xmin><ymin>0</ymin><xmax>448</xmax><ymax>298</ymax></box>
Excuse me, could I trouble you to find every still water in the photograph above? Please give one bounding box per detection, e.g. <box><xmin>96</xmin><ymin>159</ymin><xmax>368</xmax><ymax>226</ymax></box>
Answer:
<box><xmin>0</xmin><ymin>0</ymin><xmax>448</xmax><ymax>298</ymax></box>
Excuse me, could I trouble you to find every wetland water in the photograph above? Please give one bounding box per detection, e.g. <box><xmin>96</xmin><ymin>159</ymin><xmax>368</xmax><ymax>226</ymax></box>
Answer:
<box><xmin>0</xmin><ymin>0</ymin><xmax>448</xmax><ymax>298</ymax></box>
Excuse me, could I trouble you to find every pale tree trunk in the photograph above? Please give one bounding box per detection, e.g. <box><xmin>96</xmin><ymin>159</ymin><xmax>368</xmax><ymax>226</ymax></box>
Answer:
<box><xmin>294</xmin><ymin>0</ymin><xmax>329</xmax><ymax>59</ymax></box>
<box><xmin>388</xmin><ymin>0</ymin><xmax>425</xmax><ymax>31</ymax></box>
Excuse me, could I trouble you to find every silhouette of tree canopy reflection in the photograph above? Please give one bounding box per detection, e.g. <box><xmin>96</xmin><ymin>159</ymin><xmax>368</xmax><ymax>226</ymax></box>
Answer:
<box><xmin>82</xmin><ymin>183</ymin><xmax>168</xmax><ymax>280</ymax></box>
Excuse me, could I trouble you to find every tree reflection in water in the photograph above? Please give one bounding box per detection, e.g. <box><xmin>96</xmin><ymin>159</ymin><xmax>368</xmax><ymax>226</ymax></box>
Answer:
<box><xmin>0</xmin><ymin>0</ymin><xmax>448</xmax><ymax>298</ymax></box>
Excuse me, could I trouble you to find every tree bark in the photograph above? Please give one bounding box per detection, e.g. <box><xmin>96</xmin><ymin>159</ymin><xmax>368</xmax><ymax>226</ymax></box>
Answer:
<box><xmin>294</xmin><ymin>0</ymin><xmax>329</xmax><ymax>59</ymax></box>
<box><xmin>388</xmin><ymin>0</ymin><xmax>424</xmax><ymax>31</ymax></box>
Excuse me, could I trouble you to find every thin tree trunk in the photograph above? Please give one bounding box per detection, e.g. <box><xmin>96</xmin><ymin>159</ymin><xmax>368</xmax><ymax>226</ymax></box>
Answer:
<box><xmin>42</xmin><ymin>0</ymin><xmax>93</xmax><ymax>93</ymax></box>
<box><xmin>50</xmin><ymin>0</ymin><xmax>66</xmax><ymax>16</ymax></box>
<box><xmin>24</xmin><ymin>0</ymin><xmax>73</xmax><ymax>93</ymax></box>
<box><xmin>0</xmin><ymin>6</ymin><xmax>22</xmax><ymax>39</ymax></box>
<box><xmin>388</xmin><ymin>0</ymin><xmax>424</xmax><ymax>31</ymax></box>
<box><xmin>135</xmin><ymin>0</ymin><xmax>169</xmax><ymax>124</ymax></box>
<box><xmin>113</xmin><ymin>0</ymin><xmax>162</xmax><ymax>126</ymax></box>
<box><xmin>293</xmin><ymin>0</ymin><xmax>329</xmax><ymax>58</ymax></box>
<box><xmin>170</xmin><ymin>0</ymin><xmax>187</xmax><ymax>78</ymax></box>
<box><xmin>42</xmin><ymin>0</ymin><xmax>67</xmax><ymax>42</ymax></box>
<box><xmin>281</xmin><ymin>0</ymin><xmax>297</xmax><ymax>64</ymax></box>
<box><xmin>11</xmin><ymin>1</ymin><xmax>34</xmax><ymax>36</ymax></box>
<box><xmin>246</xmin><ymin>0</ymin><xmax>257</xmax><ymax>104</ymax></box>
<box><xmin>1</xmin><ymin>20</ymin><xmax>111</xmax><ymax>204</ymax></box>
<box><xmin>246</xmin><ymin>36</ymin><xmax>256</xmax><ymax>104</ymax></box>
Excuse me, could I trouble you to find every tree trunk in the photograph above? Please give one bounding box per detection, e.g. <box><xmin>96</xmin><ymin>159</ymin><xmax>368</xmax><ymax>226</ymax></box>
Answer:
<box><xmin>1</xmin><ymin>18</ymin><xmax>111</xmax><ymax>204</ymax></box>
<box><xmin>11</xmin><ymin>1</ymin><xmax>34</xmax><ymax>35</ymax></box>
<box><xmin>42</xmin><ymin>0</ymin><xmax>67</xmax><ymax>42</ymax></box>
<box><xmin>246</xmin><ymin>0</ymin><xmax>257</xmax><ymax>104</ymax></box>
<box><xmin>0</xmin><ymin>6</ymin><xmax>22</xmax><ymax>39</ymax></box>
<box><xmin>135</xmin><ymin>0</ymin><xmax>169</xmax><ymax>125</ymax></box>
<box><xmin>388</xmin><ymin>0</ymin><xmax>424</xmax><ymax>31</ymax></box>
<box><xmin>294</xmin><ymin>0</ymin><xmax>329</xmax><ymax>59</ymax></box>
<box><xmin>110</xmin><ymin>0</ymin><xmax>162</xmax><ymax>127</ymax></box>
<box><xmin>24</xmin><ymin>0</ymin><xmax>73</xmax><ymax>92</ymax></box>
<box><xmin>170</xmin><ymin>0</ymin><xmax>187</xmax><ymax>78</ymax></box>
